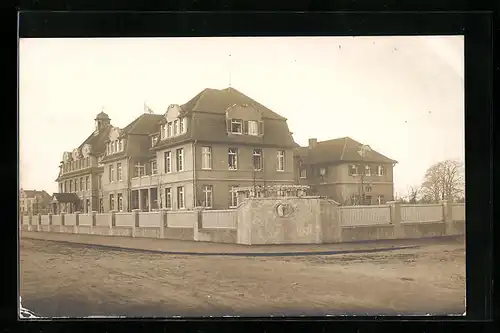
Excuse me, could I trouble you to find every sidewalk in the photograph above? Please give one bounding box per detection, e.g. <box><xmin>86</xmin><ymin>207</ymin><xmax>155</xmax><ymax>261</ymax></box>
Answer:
<box><xmin>20</xmin><ymin>231</ymin><xmax>462</xmax><ymax>256</ymax></box>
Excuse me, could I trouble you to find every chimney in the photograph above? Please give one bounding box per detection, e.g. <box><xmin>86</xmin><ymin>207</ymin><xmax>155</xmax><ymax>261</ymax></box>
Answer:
<box><xmin>308</xmin><ymin>138</ymin><xmax>317</xmax><ymax>149</ymax></box>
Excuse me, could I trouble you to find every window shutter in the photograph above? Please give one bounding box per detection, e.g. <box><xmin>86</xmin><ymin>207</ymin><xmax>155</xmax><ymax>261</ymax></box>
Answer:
<box><xmin>243</xmin><ymin>121</ymin><xmax>248</xmax><ymax>134</ymax></box>
<box><xmin>259</xmin><ymin>121</ymin><xmax>264</xmax><ymax>135</ymax></box>
<box><xmin>226</xmin><ymin>119</ymin><xmax>231</xmax><ymax>133</ymax></box>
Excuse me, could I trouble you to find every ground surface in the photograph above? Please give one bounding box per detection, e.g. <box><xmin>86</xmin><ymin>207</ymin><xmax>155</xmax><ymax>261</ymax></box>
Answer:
<box><xmin>20</xmin><ymin>234</ymin><xmax>465</xmax><ymax>317</ymax></box>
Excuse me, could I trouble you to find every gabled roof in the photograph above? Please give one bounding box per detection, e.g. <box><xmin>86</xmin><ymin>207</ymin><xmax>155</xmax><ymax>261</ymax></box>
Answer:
<box><xmin>180</xmin><ymin>87</ymin><xmax>286</xmax><ymax>120</ymax></box>
<box><xmin>52</xmin><ymin>193</ymin><xmax>80</xmax><ymax>203</ymax></box>
<box><xmin>21</xmin><ymin>190</ymin><xmax>52</xmax><ymax>200</ymax></box>
<box><xmin>121</xmin><ymin>113</ymin><xmax>164</xmax><ymax>135</ymax></box>
<box><xmin>295</xmin><ymin>137</ymin><xmax>397</xmax><ymax>165</ymax></box>
<box><xmin>101</xmin><ymin>113</ymin><xmax>164</xmax><ymax>163</ymax></box>
<box><xmin>77</xmin><ymin>125</ymin><xmax>112</xmax><ymax>156</ymax></box>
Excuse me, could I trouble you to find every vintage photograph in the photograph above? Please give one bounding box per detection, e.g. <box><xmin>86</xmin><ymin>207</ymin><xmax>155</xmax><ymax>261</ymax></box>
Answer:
<box><xmin>18</xmin><ymin>36</ymin><xmax>465</xmax><ymax>317</ymax></box>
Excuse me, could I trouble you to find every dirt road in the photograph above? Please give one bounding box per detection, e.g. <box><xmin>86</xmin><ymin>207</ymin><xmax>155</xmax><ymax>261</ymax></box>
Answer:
<box><xmin>20</xmin><ymin>237</ymin><xmax>465</xmax><ymax>317</ymax></box>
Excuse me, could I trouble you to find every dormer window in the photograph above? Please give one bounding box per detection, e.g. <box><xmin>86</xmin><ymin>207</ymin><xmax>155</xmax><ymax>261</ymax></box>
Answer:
<box><xmin>106</xmin><ymin>139</ymin><xmax>124</xmax><ymax>155</ymax></box>
<box><xmin>348</xmin><ymin>164</ymin><xmax>358</xmax><ymax>176</ymax></box>
<box><xmin>151</xmin><ymin>135</ymin><xmax>159</xmax><ymax>147</ymax></box>
<box><xmin>161</xmin><ymin>125</ymin><xmax>165</xmax><ymax>138</ymax></box>
<box><xmin>248</xmin><ymin>120</ymin><xmax>259</xmax><ymax>136</ymax></box>
<box><xmin>173</xmin><ymin>120</ymin><xmax>179</xmax><ymax>136</ymax></box>
<box><xmin>231</xmin><ymin>119</ymin><xmax>243</xmax><ymax>134</ymax></box>
<box><xmin>167</xmin><ymin>122</ymin><xmax>172</xmax><ymax>137</ymax></box>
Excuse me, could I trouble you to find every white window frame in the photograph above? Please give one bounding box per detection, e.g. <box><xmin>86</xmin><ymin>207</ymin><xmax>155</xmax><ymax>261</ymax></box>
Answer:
<box><xmin>117</xmin><ymin>193</ymin><xmax>123</xmax><ymax>212</ymax></box>
<box><xmin>176</xmin><ymin>148</ymin><xmax>184</xmax><ymax>172</ymax></box>
<box><xmin>167</xmin><ymin>122</ymin><xmax>172</xmax><ymax>137</ymax></box>
<box><xmin>378</xmin><ymin>165</ymin><xmax>385</xmax><ymax>176</ymax></box>
<box><xmin>229</xmin><ymin>186</ymin><xmax>239</xmax><ymax>208</ymax></box>
<box><xmin>276</xmin><ymin>150</ymin><xmax>285</xmax><ymax>172</ymax></box>
<box><xmin>228</xmin><ymin>148</ymin><xmax>238</xmax><ymax>170</ymax></box>
<box><xmin>109</xmin><ymin>164</ymin><xmax>114</xmax><ymax>182</ymax></box>
<box><xmin>151</xmin><ymin>160</ymin><xmax>158</xmax><ymax>175</ymax></box>
<box><xmin>165</xmin><ymin>188</ymin><xmax>172</xmax><ymax>209</ymax></box>
<box><xmin>365</xmin><ymin>165</ymin><xmax>371</xmax><ymax>176</ymax></box>
<box><xmin>201</xmin><ymin>146</ymin><xmax>212</xmax><ymax>170</ymax></box>
<box><xmin>151</xmin><ymin>135</ymin><xmax>158</xmax><ymax>147</ymax></box>
<box><xmin>134</xmin><ymin>162</ymin><xmax>145</xmax><ymax>178</ymax></box>
<box><xmin>174</xmin><ymin>120</ymin><xmax>179</xmax><ymax>136</ymax></box>
<box><xmin>349</xmin><ymin>164</ymin><xmax>358</xmax><ymax>176</ymax></box>
<box><xmin>117</xmin><ymin>163</ymin><xmax>122</xmax><ymax>181</ymax></box>
<box><xmin>248</xmin><ymin>120</ymin><xmax>259</xmax><ymax>136</ymax></box>
<box><xmin>180</xmin><ymin>117</ymin><xmax>186</xmax><ymax>133</ymax></box>
<box><xmin>203</xmin><ymin>185</ymin><xmax>213</xmax><ymax>208</ymax></box>
<box><xmin>253</xmin><ymin>149</ymin><xmax>262</xmax><ymax>171</ymax></box>
<box><xmin>165</xmin><ymin>151</ymin><xmax>172</xmax><ymax>173</ymax></box>
<box><xmin>109</xmin><ymin>194</ymin><xmax>115</xmax><ymax>211</ymax></box>
<box><xmin>230</xmin><ymin>119</ymin><xmax>243</xmax><ymax>134</ymax></box>
<box><xmin>177</xmin><ymin>186</ymin><xmax>185</xmax><ymax>209</ymax></box>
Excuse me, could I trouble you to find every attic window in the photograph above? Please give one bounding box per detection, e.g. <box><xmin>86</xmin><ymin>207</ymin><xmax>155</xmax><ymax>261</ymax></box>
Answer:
<box><xmin>378</xmin><ymin>165</ymin><xmax>386</xmax><ymax>176</ymax></box>
<box><xmin>230</xmin><ymin>119</ymin><xmax>242</xmax><ymax>134</ymax></box>
<box><xmin>348</xmin><ymin>164</ymin><xmax>358</xmax><ymax>176</ymax></box>
<box><xmin>151</xmin><ymin>135</ymin><xmax>159</xmax><ymax>147</ymax></box>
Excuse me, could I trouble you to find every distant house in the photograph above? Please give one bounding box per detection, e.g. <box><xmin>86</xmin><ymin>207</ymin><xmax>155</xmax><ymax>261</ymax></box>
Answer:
<box><xmin>294</xmin><ymin>137</ymin><xmax>397</xmax><ymax>205</ymax></box>
<box><xmin>19</xmin><ymin>189</ymin><xmax>52</xmax><ymax>215</ymax></box>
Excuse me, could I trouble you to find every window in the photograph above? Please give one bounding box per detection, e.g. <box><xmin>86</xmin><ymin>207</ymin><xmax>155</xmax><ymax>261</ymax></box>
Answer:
<box><xmin>165</xmin><ymin>188</ymin><xmax>172</xmax><ymax>209</ymax></box>
<box><xmin>117</xmin><ymin>193</ymin><xmax>123</xmax><ymax>211</ymax></box>
<box><xmin>177</xmin><ymin>186</ymin><xmax>185</xmax><ymax>209</ymax></box>
<box><xmin>109</xmin><ymin>164</ymin><xmax>114</xmax><ymax>182</ymax></box>
<box><xmin>151</xmin><ymin>160</ymin><xmax>158</xmax><ymax>175</ymax></box>
<box><xmin>377</xmin><ymin>195</ymin><xmax>385</xmax><ymax>205</ymax></box>
<box><xmin>109</xmin><ymin>194</ymin><xmax>115</xmax><ymax>211</ymax></box>
<box><xmin>164</xmin><ymin>151</ymin><xmax>172</xmax><ymax>173</ymax></box>
<box><xmin>300</xmin><ymin>168</ymin><xmax>307</xmax><ymax>179</ymax></box>
<box><xmin>365</xmin><ymin>186</ymin><xmax>373</xmax><ymax>193</ymax></box>
<box><xmin>64</xmin><ymin>181</ymin><xmax>67</xmax><ymax>192</ymax></box>
<box><xmin>229</xmin><ymin>186</ymin><xmax>239</xmax><ymax>208</ymax></box>
<box><xmin>365</xmin><ymin>165</ymin><xmax>372</xmax><ymax>176</ymax></box>
<box><xmin>167</xmin><ymin>122</ymin><xmax>172</xmax><ymax>137</ymax></box>
<box><xmin>180</xmin><ymin>118</ymin><xmax>185</xmax><ymax>133</ymax></box>
<box><xmin>86</xmin><ymin>176</ymin><xmax>89</xmax><ymax>190</ymax></box>
<box><xmin>248</xmin><ymin>120</ymin><xmax>259</xmax><ymax>135</ymax></box>
<box><xmin>202</xmin><ymin>185</ymin><xmax>213</xmax><ymax>208</ymax></box>
<box><xmin>365</xmin><ymin>195</ymin><xmax>372</xmax><ymax>205</ymax></box>
<box><xmin>201</xmin><ymin>146</ymin><xmax>212</xmax><ymax>170</ymax></box>
<box><xmin>98</xmin><ymin>175</ymin><xmax>102</xmax><ymax>189</ymax></box>
<box><xmin>151</xmin><ymin>135</ymin><xmax>159</xmax><ymax>147</ymax></box>
<box><xmin>59</xmin><ymin>183</ymin><xmax>63</xmax><ymax>193</ymax></box>
<box><xmin>161</xmin><ymin>124</ymin><xmax>165</xmax><ymax>138</ymax></box>
<box><xmin>230</xmin><ymin>119</ymin><xmax>243</xmax><ymax>134</ymax></box>
<box><xmin>174</xmin><ymin>120</ymin><xmax>179</xmax><ymax>136</ymax></box>
<box><xmin>378</xmin><ymin>165</ymin><xmax>386</xmax><ymax>176</ymax></box>
<box><xmin>79</xmin><ymin>178</ymin><xmax>83</xmax><ymax>191</ymax></box>
<box><xmin>176</xmin><ymin>148</ymin><xmax>184</xmax><ymax>171</ymax></box>
<box><xmin>118</xmin><ymin>139</ymin><xmax>123</xmax><ymax>152</ymax></box>
<box><xmin>276</xmin><ymin>150</ymin><xmax>285</xmax><ymax>171</ymax></box>
<box><xmin>134</xmin><ymin>162</ymin><xmax>145</xmax><ymax>178</ymax></box>
<box><xmin>348</xmin><ymin>164</ymin><xmax>358</xmax><ymax>176</ymax></box>
<box><xmin>117</xmin><ymin>163</ymin><xmax>122</xmax><ymax>181</ymax></box>
<box><xmin>253</xmin><ymin>149</ymin><xmax>262</xmax><ymax>171</ymax></box>
<box><xmin>228</xmin><ymin>148</ymin><xmax>238</xmax><ymax>170</ymax></box>
<box><xmin>99</xmin><ymin>198</ymin><xmax>103</xmax><ymax>213</ymax></box>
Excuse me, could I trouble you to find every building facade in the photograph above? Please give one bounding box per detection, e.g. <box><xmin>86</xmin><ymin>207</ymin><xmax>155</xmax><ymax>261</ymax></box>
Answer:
<box><xmin>294</xmin><ymin>137</ymin><xmax>397</xmax><ymax>205</ymax></box>
<box><xmin>19</xmin><ymin>189</ymin><xmax>52</xmax><ymax>215</ymax></box>
<box><xmin>53</xmin><ymin>87</ymin><xmax>298</xmax><ymax>212</ymax></box>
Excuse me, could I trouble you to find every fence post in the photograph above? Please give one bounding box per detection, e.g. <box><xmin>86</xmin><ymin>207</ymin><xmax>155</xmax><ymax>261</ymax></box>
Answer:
<box><xmin>159</xmin><ymin>209</ymin><xmax>166</xmax><ymax>239</ymax></box>
<box><xmin>132</xmin><ymin>209</ymin><xmax>140</xmax><ymax>238</ymax></box>
<box><xmin>37</xmin><ymin>214</ymin><xmax>42</xmax><ymax>232</ymax></box>
<box><xmin>27</xmin><ymin>214</ymin><xmax>33</xmax><ymax>232</ymax></box>
<box><xmin>74</xmin><ymin>211</ymin><xmax>80</xmax><ymax>234</ymax></box>
<box><xmin>193</xmin><ymin>208</ymin><xmax>210</xmax><ymax>242</ymax></box>
<box><xmin>91</xmin><ymin>211</ymin><xmax>97</xmax><ymax>234</ymax></box>
<box><xmin>47</xmin><ymin>213</ymin><xmax>53</xmax><ymax>232</ymax></box>
<box><xmin>441</xmin><ymin>200</ymin><xmax>458</xmax><ymax>235</ymax></box>
<box><xmin>388</xmin><ymin>201</ymin><xmax>403</xmax><ymax>239</ymax></box>
<box><xmin>109</xmin><ymin>211</ymin><xmax>116</xmax><ymax>236</ymax></box>
<box><xmin>61</xmin><ymin>212</ymin><xmax>66</xmax><ymax>227</ymax></box>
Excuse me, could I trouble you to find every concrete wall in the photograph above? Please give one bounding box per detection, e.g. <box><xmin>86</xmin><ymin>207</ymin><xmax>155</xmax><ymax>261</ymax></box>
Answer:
<box><xmin>26</xmin><ymin>202</ymin><xmax>465</xmax><ymax>245</ymax></box>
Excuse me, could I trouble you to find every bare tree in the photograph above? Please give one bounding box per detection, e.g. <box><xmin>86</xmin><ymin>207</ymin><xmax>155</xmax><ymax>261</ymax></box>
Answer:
<box><xmin>421</xmin><ymin>159</ymin><xmax>465</xmax><ymax>203</ymax></box>
<box><xmin>406</xmin><ymin>185</ymin><xmax>421</xmax><ymax>204</ymax></box>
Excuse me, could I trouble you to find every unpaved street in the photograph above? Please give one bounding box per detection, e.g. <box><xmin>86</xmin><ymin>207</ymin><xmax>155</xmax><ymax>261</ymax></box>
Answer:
<box><xmin>20</xmin><ymin>236</ymin><xmax>465</xmax><ymax>317</ymax></box>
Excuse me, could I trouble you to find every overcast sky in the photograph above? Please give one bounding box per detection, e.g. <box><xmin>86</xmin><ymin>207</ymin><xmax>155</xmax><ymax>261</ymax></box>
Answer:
<box><xmin>19</xmin><ymin>36</ymin><xmax>464</xmax><ymax>197</ymax></box>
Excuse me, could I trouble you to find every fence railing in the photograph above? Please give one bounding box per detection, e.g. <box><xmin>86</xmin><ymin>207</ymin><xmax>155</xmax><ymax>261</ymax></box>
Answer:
<box><xmin>338</xmin><ymin>205</ymin><xmax>391</xmax><ymax>226</ymax></box>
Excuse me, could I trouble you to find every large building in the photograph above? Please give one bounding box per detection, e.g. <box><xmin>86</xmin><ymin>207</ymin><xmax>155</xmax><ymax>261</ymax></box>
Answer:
<box><xmin>53</xmin><ymin>87</ymin><xmax>298</xmax><ymax>212</ymax></box>
<box><xmin>294</xmin><ymin>137</ymin><xmax>397</xmax><ymax>205</ymax></box>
